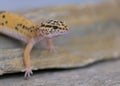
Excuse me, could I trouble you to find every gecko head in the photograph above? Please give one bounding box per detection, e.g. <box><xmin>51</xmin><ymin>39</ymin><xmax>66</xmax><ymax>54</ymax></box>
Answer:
<box><xmin>40</xmin><ymin>19</ymin><xmax>69</xmax><ymax>38</ymax></box>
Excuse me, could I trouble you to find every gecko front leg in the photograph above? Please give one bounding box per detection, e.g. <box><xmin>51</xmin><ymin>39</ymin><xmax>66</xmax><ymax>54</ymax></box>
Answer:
<box><xmin>46</xmin><ymin>38</ymin><xmax>57</xmax><ymax>53</ymax></box>
<box><xmin>23</xmin><ymin>39</ymin><xmax>35</xmax><ymax>79</ymax></box>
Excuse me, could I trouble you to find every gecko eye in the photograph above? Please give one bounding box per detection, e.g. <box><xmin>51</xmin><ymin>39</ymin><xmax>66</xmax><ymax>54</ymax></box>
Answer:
<box><xmin>53</xmin><ymin>26</ymin><xmax>58</xmax><ymax>30</ymax></box>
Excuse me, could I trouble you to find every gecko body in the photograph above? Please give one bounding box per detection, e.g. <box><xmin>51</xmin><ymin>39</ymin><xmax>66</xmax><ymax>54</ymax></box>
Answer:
<box><xmin>0</xmin><ymin>11</ymin><xmax>69</xmax><ymax>79</ymax></box>
<box><xmin>0</xmin><ymin>11</ymin><xmax>37</xmax><ymax>42</ymax></box>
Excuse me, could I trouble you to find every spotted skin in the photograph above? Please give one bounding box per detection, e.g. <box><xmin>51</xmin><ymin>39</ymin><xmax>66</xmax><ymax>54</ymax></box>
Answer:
<box><xmin>0</xmin><ymin>11</ymin><xmax>69</xmax><ymax>79</ymax></box>
<box><xmin>39</xmin><ymin>20</ymin><xmax>69</xmax><ymax>38</ymax></box>
<box><xmin>0</xmin><ymin>11</ymin><xmax>36</xmax><ymax>37</ymax></box>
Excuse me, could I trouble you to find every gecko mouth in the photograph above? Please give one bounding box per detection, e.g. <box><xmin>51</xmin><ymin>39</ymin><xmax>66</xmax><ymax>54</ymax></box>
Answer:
<box><xmin>45</xmin><ymin>30</ymin><xmax>69</xmax><ymax>38</ymax></box>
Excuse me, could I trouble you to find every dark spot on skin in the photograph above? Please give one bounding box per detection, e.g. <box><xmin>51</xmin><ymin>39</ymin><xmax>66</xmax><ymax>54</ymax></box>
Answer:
<box><xmin>30</xmin><ymin>30</ymin><xmax>33</xmax><ymax>32</ymax></box>
<box><xmin>17</xmin><ymin>24</ymin><xmax>23</xmax><ymax>27</ymax></box>
<box><xmin>45</xmin><ymin>25</ymin><xmax>52</xmax><ymax>28</ymax></box>
<box><xmin>36</xmin><ymin>28</ymin><xmax>39</xmax><ymax>31</ymax></box>
<box><xmin>47</xmin><ymin>21</ymin><xmax>51</xmax><ymax>24</ymax></box>
<box><xmin>54</xmin><ymin>21</ymin><xmax>57</xmax><ymax>23</ymax></box>
<box><xmin>22</xmin><ymin>25</ymin><xmax>25</xmax><ymax>29</ymax></box>
<box><xmin>17</xmin><ymin>24</ymin><xmax>19</xmax><ymax>26</ymax></box>
<box><xmin>48</xmin><ymin>20</ymin><xmax>53</xmax><ymax>23</ymax></box>
<box><xmin>65</xmin><ymin>26</ymin><xmax>68</xmax><ymax>30</ymax></box>
<box><xmin>59</xmin><ymin>27</ymin><xmax>62</xmax><ymax>30</ymax></box>
<box><xmin>19</xmin><ymin>24</ymin><xmax>22</xmax><ymax>26</ymax></box>
<box><xmin>30</xmin><ymin>26</ymin><xmax>34</xmax><ymax>29</ymax></box>
<box><xmin>2</xmin><ymin>15</ymin><xmax>5</xmax><ymax>18</ymax></box>
<box><xmin>1</xmin><ymin>23</ymin><xmax>4</xmax><ymax>26</ymax></box>
<box><xmin>41</xmin><ymin>24</ymin><xmax>45</xmax><ymax>27</ymax></box>
<box><xmin>52</xmin><ymin>21</ymin><xmax>58</xmax><ymax>25</ymax></box>
<box><xmin>5</xmin><ymin>21</ymin><xmax>8</xmax><ymax>24</ymax></box>
<box><xmin>60</xmin><ymin>21</ymin><xmax>63</xmax><ymax>23</ymax></box>
<box><xmin>15</xmin><ymin>27</ymin><xmax>18</xmax><ymax>30</ymax></box>
<box><xmin>21</xmin><ymin>24</ymin><xmax>27</xmax><ymax>29</ymax></box>
<box><xmin>60</xmin><ymin>21</ymin><xmax>64</xmax><ymax>26</ymax></box>
<box><xmin>53</xmin><ymin>26</ymin><xmax>58</xmax><ymax>29</ymax></box>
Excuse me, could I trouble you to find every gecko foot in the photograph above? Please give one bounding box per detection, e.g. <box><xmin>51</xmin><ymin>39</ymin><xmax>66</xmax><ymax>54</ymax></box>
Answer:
<box><xmin>24</xmin><ymin>68</ymin><xmax>33</xmax><ymax>80</ymax></box>
<box><xmin>47</xmin><ymin>45</ymin><xmax>57</xmax><ymax>53</ymax></box>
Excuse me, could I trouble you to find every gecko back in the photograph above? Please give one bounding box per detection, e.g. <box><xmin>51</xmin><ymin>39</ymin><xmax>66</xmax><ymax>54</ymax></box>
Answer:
<box><xmin>0</xmin><ymin>11</ymin><xmax>36</xmax><ymax>37</ymax></box>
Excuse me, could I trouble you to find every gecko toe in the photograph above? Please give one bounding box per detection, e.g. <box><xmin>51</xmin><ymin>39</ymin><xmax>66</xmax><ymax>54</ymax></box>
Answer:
<box><xmin>47</xmin><ymin>46</ymin><xmax>58</xmax><ymax>53</ymax></box>
<box><xmin>24</xmin><ymin>68</ymin><xmax>33</xmax><ymax>80</ymax></box>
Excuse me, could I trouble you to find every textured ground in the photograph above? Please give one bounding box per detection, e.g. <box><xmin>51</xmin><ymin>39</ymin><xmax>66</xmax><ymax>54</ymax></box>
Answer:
<box><xmin>0</xmin><ymin>58</ymin><xmax>120</xmax><ymax>86</ymax></box>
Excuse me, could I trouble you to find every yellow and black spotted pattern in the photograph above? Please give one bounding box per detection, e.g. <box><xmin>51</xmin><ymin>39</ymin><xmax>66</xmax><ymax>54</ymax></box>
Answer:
<box><xmin>0</xmin><ymin>11</ymin><xmax>37</xmax><ymax>37</ymax></box>
<box><xmin>41</xmin><ymin>20</ymin><xmax>68</xmax><ymax>30</ymax></box>
<box><xmin>39</xmin><ymin>19</ymin><xmax>69</xmax><ymax>35</ymax></box>
<box><xmin>0</xmin><ymin>11</ymin><xmax>69</xmax><ymax>38</ymax></box>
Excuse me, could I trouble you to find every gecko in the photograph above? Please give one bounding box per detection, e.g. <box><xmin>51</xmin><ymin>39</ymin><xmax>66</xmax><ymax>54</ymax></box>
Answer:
<box><xmin>0</xmin><ymin>11</ymin><xmax>69</xmax><ymax>79</ymax></box>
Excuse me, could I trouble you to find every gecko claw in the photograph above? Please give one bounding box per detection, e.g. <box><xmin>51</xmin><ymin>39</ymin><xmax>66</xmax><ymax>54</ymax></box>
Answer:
<box><xmin>47</xmin><ymin>46</ymin><xmax>57</xmax><ymax>53</ymax></box>
<box><xmin>24</xmin><ymin>68</ymin><xmax>33</xmax><ymax>80</ymax></box>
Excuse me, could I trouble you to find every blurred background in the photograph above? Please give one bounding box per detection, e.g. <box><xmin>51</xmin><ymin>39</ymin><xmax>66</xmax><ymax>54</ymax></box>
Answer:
<box><xmin>0</xmin><ymin>0</ymin><xmax>105</xmax><ymax>11</ymax></box>
<box><xmin>0</xmin><ymin>0</ymin><xmax>119</xmax><ymax>26</ymax></box>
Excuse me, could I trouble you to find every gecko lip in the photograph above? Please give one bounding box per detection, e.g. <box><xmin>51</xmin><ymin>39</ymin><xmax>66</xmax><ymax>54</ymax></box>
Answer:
<box><xmin>45</xmin><ymin>30</ymin><xmax>69</xmax><ymax>38</ymax></box>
